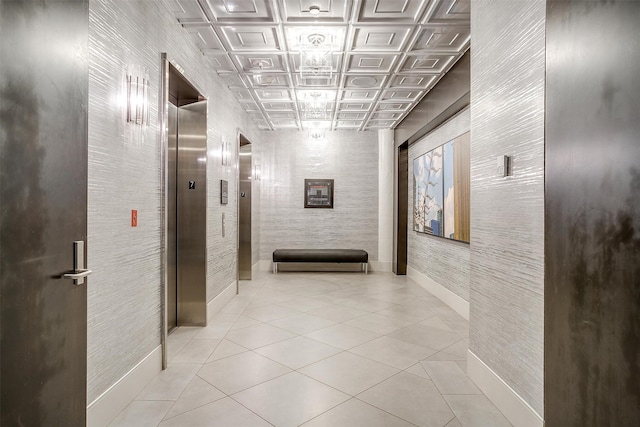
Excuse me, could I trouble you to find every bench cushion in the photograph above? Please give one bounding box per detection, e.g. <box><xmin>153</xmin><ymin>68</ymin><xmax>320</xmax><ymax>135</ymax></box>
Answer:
<box><xmin>273</xmin><ymin>249</ymin><xmax>368</xmax><ymax>264</ymax></box>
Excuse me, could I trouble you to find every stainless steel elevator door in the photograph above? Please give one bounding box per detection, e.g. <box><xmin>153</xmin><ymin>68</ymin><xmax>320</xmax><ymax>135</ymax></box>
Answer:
<box><xmin>238</xmin><ymin>144</ymin><xmax>252</xmax><ymax>280</ymax></box>
<box><xmin>167</xmin><ymin>103</ymin><xmax>178</xmax><ymax>331</ymax></box>
<box><xmin>177</xmin><ymin>101</ymin><xmax>208</xmax><ymax>325</ymax></box>
<box><xmin>0</xmin><ymin>1</ymin><xmax>88</xmax><ymax>424</ymax></box>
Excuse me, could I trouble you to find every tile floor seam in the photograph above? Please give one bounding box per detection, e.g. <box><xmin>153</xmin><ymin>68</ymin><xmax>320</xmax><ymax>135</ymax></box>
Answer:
<box><xmin>225</xmin><ymin>395</ymin><xmax>277</xmax><ymax>427</ymax></box>
<box><xmin>352</xmin><ymin>397</ymin><xmax>424</xmax><ymax>427</ymax></box>
<box><xmin>111</xmin><ymin>272</ymin><xmax>514</xmax><ymax>427</ymax></box>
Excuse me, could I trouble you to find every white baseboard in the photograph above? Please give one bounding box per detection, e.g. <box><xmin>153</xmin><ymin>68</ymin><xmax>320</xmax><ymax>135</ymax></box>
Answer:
<box><xmin>252</xmin><ymin>261</ymin><xmax>261</xmax><ymax>275</ymax></box>
<box><xmin>369</xmin><ymin>261</ymin><xmax>392</xmax><ymax>272</ymax></box>
<box><xmin>406</xmin><ymin>266</ymin><xmax>469</xmax><ymax>320</ymax></box>
<box><xmin>87</xmin><ymin>346</ymin><xmax>162</xmax><ymax>427</ymax></box>
<box><xmin>258</xmin><ymin>260</ymin><xmax>272</xmax><ymax>271</ymax></box>
<box><xmin>207</xmin><ymin>281</ymin><xmax>237</xmax><ymax>321</ymax></box>
<box><xmin>467</xmin><ymin>351</ymin><xmax>544</xmax><ymax>427</ymax></box>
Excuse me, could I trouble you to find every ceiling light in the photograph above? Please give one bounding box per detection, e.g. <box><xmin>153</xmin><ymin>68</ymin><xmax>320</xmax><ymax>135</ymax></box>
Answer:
<box><xmin>299</xmin><ymin>32</ymin><xmax>333</xmax><ymax>86</ymax></box>
<box><xmin>309</xmin><ymin>5</ymin><xmax>321</xmax><ymax>16</ymax></box>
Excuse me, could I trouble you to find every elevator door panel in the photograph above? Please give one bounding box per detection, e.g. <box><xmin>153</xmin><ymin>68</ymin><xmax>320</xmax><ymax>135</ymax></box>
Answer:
<box><xmin>167</xmin><ymin>103</ymin><xmax>178</xmax><ymax>331</ymax></box>
<box><xmin>0</xmin><ymin>1</ymin><xmax>88</xmax><ymax>424</ymax></box>
<box><xmin>238</xmin><ymin>146</ymin><xmax>252</xmax><ymax>280</ymax></box>
<box><xmin>177</xmin><ymin>101</ymin><xmax>207</xmax><ymax>325</ymax></box>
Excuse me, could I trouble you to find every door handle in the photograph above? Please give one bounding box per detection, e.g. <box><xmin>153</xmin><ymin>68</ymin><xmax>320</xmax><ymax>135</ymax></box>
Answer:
<box><xmin>63</xmin><ymin>241</ymin><xmax>92</xmax><ymax>285</ymax></box>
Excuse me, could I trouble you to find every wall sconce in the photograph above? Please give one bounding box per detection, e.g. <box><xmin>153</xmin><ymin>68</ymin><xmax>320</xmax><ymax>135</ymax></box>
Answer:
<box><xmin>221</xmin><ymin>139</ymin><xmax>230</xmax><ymax>166</ymax></box>
<box><xmin>253</xmin><ymin>163</ymin><xmax>261</xmax><ymax>181</ymax></box>
<box><xmin>126</xmin><ymin>68</ymin><xmax>150</xmax><ymax>125</ymax></box>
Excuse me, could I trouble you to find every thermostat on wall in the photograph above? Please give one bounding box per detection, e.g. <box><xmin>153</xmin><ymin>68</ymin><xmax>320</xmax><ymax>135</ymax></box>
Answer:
<box><xmin>497</xmin><ymin>155</ymin><xmax>510</xmax><ymax>177</ymax></box>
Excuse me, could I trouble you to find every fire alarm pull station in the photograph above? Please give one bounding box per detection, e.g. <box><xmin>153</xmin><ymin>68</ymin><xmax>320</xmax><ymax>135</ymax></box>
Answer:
<box><xmin>132</xmin><ymin>210</ymin><xmax>138</xmax><ymax>227</ymax></box>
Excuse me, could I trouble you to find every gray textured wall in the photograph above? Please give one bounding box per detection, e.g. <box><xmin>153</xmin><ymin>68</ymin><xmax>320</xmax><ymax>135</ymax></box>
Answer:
<box><xmin>469</xmin><ymin>0</ymin><xmax>545</xmax><ymax>416</ymax></box>
<box><xmin>258</xmin><ymin>130</ymin><xmax>379</xmax><ymax>262</ymax></box>
<box><xmin>408</xmin><ymin>109</ymin><xmax>470</xmax><ymax>301</ymax></box>
<box><xmin>87</xmin><ymin>0</ymin><xmax>259</xmax><ymax>403</ymax></box>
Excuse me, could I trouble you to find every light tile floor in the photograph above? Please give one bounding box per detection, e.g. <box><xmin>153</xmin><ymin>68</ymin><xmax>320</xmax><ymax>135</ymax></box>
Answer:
<box><xmin>109</xmin><ymin>271</ymin><xmax>512</xmax><ymax>427</ymax></box>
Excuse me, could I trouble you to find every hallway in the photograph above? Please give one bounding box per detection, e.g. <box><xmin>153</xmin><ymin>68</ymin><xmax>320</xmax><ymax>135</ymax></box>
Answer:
<box><xmin>109</xmin><ymin>272</ymin><xmax>511</xmax><ymax>427</ymax></box>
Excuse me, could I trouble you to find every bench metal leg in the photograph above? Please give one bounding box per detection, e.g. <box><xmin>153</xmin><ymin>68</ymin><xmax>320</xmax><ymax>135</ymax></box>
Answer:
<box><xmin>273</xmin><ymin>262</ymin><xmax>278</xmax><ymax>274</ymax></box>
<box><xmin>363</xmin><ymin>263</ymin><xmax>368</xmax><ymax>275</ymax></box>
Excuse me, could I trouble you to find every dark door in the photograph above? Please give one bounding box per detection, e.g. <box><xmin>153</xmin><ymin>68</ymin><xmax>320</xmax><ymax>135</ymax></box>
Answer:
<box><xmin>395</xmin><ymin>142</ymin><xmax>408</xmax><ymax>275</ymax></box>
<box><xmin>545</xmin><ymin>1</ymin><xmax>640</xmax><ymax>425</ymax></box>
<box><xmin>0</xmin><ymin>1</ymin><xmax>89</xmax><ymax>425</ymax></box>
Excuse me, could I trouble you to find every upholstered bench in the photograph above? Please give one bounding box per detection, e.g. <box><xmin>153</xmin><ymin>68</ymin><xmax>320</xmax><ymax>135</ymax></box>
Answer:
<box><xmin>272</xmin><ymin>249</ymin><xmax>369</xmax><ymax>274</ymax></box>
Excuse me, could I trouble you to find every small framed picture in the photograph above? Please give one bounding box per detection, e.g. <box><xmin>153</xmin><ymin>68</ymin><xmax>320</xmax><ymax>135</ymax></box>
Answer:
<box><xmin>304</xmin><ymin>179</ymin><xmax>334</xmax><ymax>208</ymax></box>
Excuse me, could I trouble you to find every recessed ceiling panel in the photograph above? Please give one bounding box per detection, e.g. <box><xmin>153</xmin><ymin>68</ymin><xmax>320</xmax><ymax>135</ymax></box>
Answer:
<box><xmin>218</xmin><ymin>25</ymin><xmax>282</xmax><ymax>51</ymax></box>
<box><xmin>366</xmin><ymin>119</ymin><xmax>396</xmax><ymax>128</ymax></box>
<box><xmin>424</xmin><ymin>0</ymin><xmax>470</xmax><ymax>24</ymax></box>
<box><xmin>388</xmin><ymin>74</ymin><xmax>436</xmax><ymax>89</ymax></box>
<box><xmin>370</xmin><ymin>111</ymin><xmax>402</xmax><ymax>120</ymax></box>
<box><xmin>380</xmin><ymin>89</ymin><xmax>424</xmax><ymax>102</ymax></box>
<box><xmin>340</xmin><ymin>89</ymin><xmax>378</xmax><ymax>101</ymax></box>
<box><xmin>230</xmin><ymin>88</ymin><xmax>254</xmax><ymax>101</ymax></box>
<box><xmin>247</xmin><ymin>73</ymin><xmax>291</xmax><ymax>88</ymax></box>
<box><xmin>336</xmin><ymin>120</ymin><xmax>363</xmax><ymax>129</ymax></box>
<box><xmin>171</xmin><ymin>0</ymin><xmax>210</xmax><ymax>23</ymax></box>
<box><xmin>346</xmin><ymin>53</ymin><xmax>399</xmax><ymax>73</ymax></box>
<box><xmin>375</xmin><ymin>102</ymin><xmax>412</xmax><ymax>112</ymax></box>
<box><xmin>269</xmin><ymin>119</ymin><xmax>299</xmax><ymax>128</ymax></box>
<box><xmin>262</xmin><ymin>101</ymin><xmax>296</xmax><ymax>111</ymax></box>
<box><xmin>337</xmin><ymin>101</ymin><xmax>373</xmax><ymax>111</ymax></box>
<box><xmin>203</xmin><ymin>0</ymin><xmax>276</xmax><ymax>22</ymax></box>
<box><xmin>206</xmin><ymin>54</ymin><xmax>237</xmax><ymax>72</ymax></box>
<box><xmin>351</xmin><ymin>26</ymin><xmax>414</xmax><ymax>51</ymax></box>
<box><xmin>357</xmin><ymin>0</ymin><xmax>430</xmax><ymax>22</ymax></box>
<box><xmin>184</xmin><ymin>25</ymin><xmax>225</xmax><ymax>51</ymax></box>
<box><xmin>239</xmin><ymin>100</ymin><xmax>260</xmax><ymax>111</ymax></box>
<box><xmin>233</xmin><ymin>53</ymin><xmax>288</xmax><ymax>72</ymax></box>
<box><xmin>337</xmin><ymin>112</ymin><xmax>367</xmax><ymax>120</ymax></box>
<box><xmin>280</xmin><ymin>0</ymin><xmax>351</xmax><ymax>23</ymax></box>
<box><xmin>266</xmin><ymin>111</ymin><xmax>297</xmax><ymax>119</ymax></box>
<box><xmin>343</xmin><ymin>75</ymin><xmax>385</xmax><ymax>89</ymax></box>
<box><xmin>220</xmin><ymin>74</ymin><xmax>246</xmax><ymax>88</ymax></box>
<box><xmin>254</xmin><ymin>89</ymin><xmax>294</xmax><ymax>101</ymax></box>
<box><xmin>410</xmin><ymin>26</ymin><xmax>469</xmax><ymax>52</ymax></box>
<box><xmin>398</xmin><ymin>53</ymin><xmax>455</xmax><ymax>74</ymax></box>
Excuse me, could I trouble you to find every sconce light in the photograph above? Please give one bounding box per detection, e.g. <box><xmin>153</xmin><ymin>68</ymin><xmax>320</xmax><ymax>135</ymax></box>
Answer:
<box><xmin>126</xmin><ymin>68</ymin><xmax>150</xmax><ymax>125</ymax></box>
<box><xmin>253</xmin><ymin>163</ymin><xmax>261</xmax><ymax>181</ymax></box>
<box><xmin>221</xmin><ymin>139</ymin><xmax>230</xmax><ymax>166</ymax></box>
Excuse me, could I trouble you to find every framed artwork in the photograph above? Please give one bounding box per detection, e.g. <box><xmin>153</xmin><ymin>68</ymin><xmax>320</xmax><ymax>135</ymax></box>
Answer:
<box><xmin>413</xmin><ymin>132</ymin><xmax>470</xmax><ymax>243</ymax></box>
<box><xmin>304</xmin><ymin>179</ymin><xmax>334</xmax><ymax>208</ymax></box>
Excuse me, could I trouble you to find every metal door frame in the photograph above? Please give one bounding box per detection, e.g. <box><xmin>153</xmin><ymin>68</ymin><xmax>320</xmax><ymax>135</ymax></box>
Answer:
<box><xmin>159</xmin><ymin>54</ymin><xmax>208</xmax><ymax>369</ymax></box>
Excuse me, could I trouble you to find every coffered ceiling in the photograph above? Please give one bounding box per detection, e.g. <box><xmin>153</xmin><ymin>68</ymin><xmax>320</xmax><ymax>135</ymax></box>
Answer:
<box><xmin>169</xmin><ymin>0</ymin><xmax>470</xmax><ymax>131</ymax></box>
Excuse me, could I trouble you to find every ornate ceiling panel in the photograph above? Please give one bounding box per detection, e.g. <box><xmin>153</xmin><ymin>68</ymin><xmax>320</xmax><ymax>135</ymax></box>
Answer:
<box><xmin>171</xmin><ymin>0</ymin><xmax>470</xmax><ymax>131</ymax></box>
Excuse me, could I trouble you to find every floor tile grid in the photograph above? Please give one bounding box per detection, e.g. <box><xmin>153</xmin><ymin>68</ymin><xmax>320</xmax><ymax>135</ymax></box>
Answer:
<box><xmin>189</xmin><ymin>277</ymin><xmax>453</xmax><ymax>425</ymax></box>
<box><xmin>111</xmin><ymin>272</ymin><xmax>511</xmax><ymax>427</ymax></box>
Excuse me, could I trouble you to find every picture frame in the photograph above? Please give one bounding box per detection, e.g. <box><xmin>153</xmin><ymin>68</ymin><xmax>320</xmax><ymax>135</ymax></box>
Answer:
<box><xmin>304</xmin><ymin>179</ymin><xmax>334</xmax><ymax>208</ymax></box>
